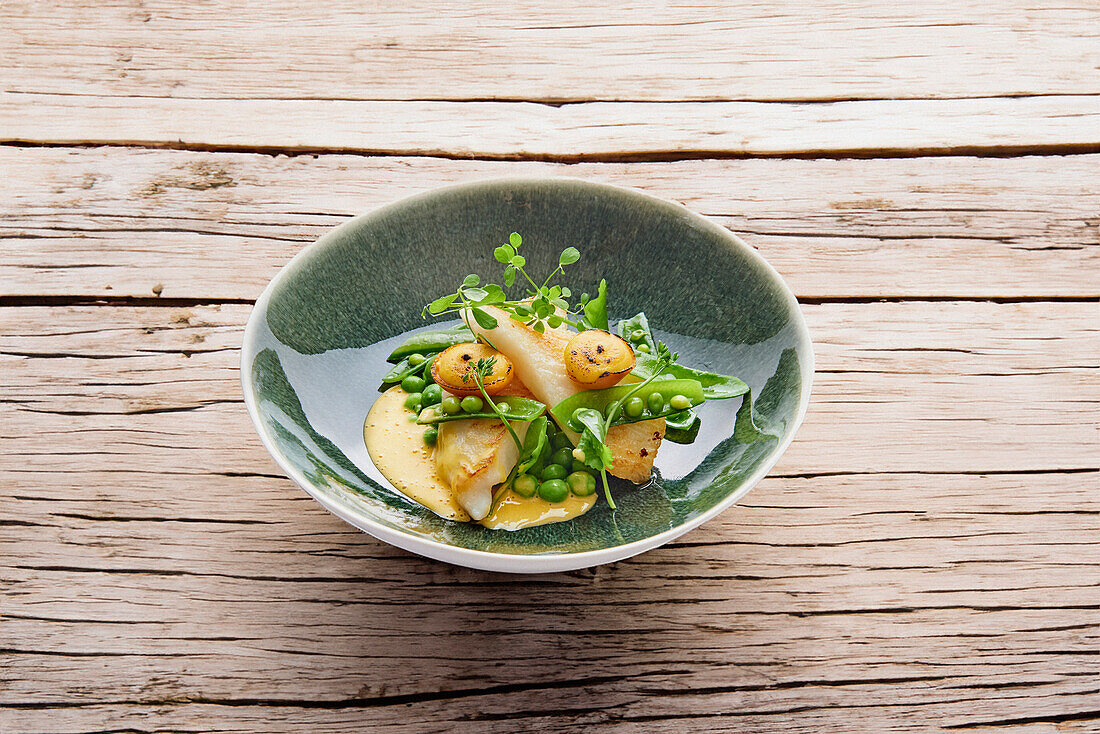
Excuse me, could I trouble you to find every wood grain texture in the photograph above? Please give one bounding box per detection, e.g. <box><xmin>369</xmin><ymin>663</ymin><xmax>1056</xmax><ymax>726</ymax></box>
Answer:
<box><xmin>3</xmin><ymin>1</ymin><xmax>1098</xmax><ymax>102</ymax></box>
<box><xmin>2</xmin><ymin>147</ymin><xmax>1097</xmax><ymax>300</ymax></box>
<box><xmin>2</xmin><ymin>303</ymin><xmax>1097</xmax><ymax>731</ymax></box>
<box><xmin>5</xmin><ymin>1</ymin><xmax>1100</xmax><ymax>730</ymax></box>
<box><xmin>4</xmin><ymin>93</ymin><xmax>1100</xmax><ymax>157</ymax></box>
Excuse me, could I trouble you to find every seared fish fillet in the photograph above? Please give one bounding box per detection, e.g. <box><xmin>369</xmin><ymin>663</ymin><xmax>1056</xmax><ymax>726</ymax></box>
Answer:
<box><xmin>468</xmin><ymin>308</ymin><xmax>663</xmax><ymax>483</ymax></box>
<box><xmin>435</xmin><ymin>413</ymin><xmax>528</xmax><ymax>521</ymax></box>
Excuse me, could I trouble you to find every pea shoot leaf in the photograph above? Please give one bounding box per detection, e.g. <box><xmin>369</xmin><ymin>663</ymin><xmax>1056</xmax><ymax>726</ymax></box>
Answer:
<box><xmin>428</xmin><ymin>293</ymin><xmax>458</xmax><ymax>315</ymax></box>
<box><xmin>559</xmin><ymin>247</ymin><xmax>580</xmax><ymax>265</ymax></box>
<box><xmin>509</xmin><ymin>232</ymin><xmax>522</xmax><ymax>248</ymax></box>
<box><xmin>470</xmin><ymin>307</ymin><xmax>498</xmax><ymax>330</ymax></box>
<box><xmin>571</xmin><ymin>408</ymin><xmax>614</xmax><ymax>473</ymax></box>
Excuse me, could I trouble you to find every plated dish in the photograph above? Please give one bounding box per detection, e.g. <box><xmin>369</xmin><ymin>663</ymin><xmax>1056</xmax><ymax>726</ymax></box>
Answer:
<box><xmin>364</xmin><ymin>232</ymin><xmax>753</xmax><ymax>532</ymax></box>
<box><xmin>240</xmin><ymin>178</ymin><xmax>812</xmax><ymax>572</ymax></box>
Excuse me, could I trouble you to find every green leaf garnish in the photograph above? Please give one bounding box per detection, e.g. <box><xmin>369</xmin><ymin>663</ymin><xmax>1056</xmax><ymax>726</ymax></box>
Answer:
<box><xmin>470</xmin><ymin>307</ymin><xmax>498</xmax><ymax>330</ymax></box>
<box><xmin>428</xmin><ymin>293</ymin><xmax>458</xmax><ymax>315</ymax></box>
<box><xmin>582</xmin><ymin>278</ymin><xmax>608</xmax><ymax>331</ymax></box>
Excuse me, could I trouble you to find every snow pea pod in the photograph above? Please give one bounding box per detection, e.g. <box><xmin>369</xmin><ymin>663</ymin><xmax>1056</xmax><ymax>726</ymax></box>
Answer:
<box><xmin>515</xmin><ymin>416</ymin><xmax>549</xmax><ymax>476</ymax></box>
<box><xmin>550</xmin><ymin>378</ymin><xmax>705</xmax><ymax>429</ymax></box>
<box><xmin>616</xmin><ymin>311</ymin><xmax>657</xmax><ymax>354</ymax></box>
<box><xmin>664</xmin><ymin>409</ymin><xmax>701</xmax><ymax>444</ymax></box>
<box><xmin>381</xmin><ymin>355</ymin><xmax>434</xmax><ymax>386</ymax></box>
<box><xmin>632</xmin><ymin>352</ymin><xmax>749</xmax><ymax>400</ymax></box>
<box><xmin>386</xmin><ymin>324</ymin><xmax>475</xmax><ymax>363</ymax></box>
<box><xmin>416</xmin><ymin>396</ymin><xmax>546</xmax><ymax>425</ymax></box>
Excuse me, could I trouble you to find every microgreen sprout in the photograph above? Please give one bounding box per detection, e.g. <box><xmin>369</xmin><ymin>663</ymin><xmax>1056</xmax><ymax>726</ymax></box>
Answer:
<box><xmin>463</xmin><ymin>356</ymin><xmax>524</xmax><ymax>454</ymax></box>
<box><xmin>423</xmin><ymin>232</ymin><xmax>605</xmax><ymax>336</ymax></box>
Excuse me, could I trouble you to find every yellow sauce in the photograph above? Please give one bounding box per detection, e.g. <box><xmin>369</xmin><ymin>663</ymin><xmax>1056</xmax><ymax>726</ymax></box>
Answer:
<box><xmin>480</xmin><ymin>489</ymin><xmax>596</xmax><ymax>531</ymax></box>
<box><xmin>364</xmin><ymin>386</ymin><xmax>598</xmax><ymax>530</ymax></box>
<box><xmin>363</xmin><ymin>387</ymin><xmax>470</xmax><ymax>522</ymax></box>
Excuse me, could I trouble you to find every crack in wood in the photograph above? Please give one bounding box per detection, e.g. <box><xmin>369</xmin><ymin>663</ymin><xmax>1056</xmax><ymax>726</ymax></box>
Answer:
<box><xmin>5</xmin><ymin>139</ymin><xmax>1100</xmax><ymax>164</ymax></box>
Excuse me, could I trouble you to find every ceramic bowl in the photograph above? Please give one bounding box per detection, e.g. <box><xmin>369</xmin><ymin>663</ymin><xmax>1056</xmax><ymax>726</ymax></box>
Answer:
<box><xmin>241</xmin><ymin>178</ymin><xmax>813</xmax><ymax>573</ymax></box>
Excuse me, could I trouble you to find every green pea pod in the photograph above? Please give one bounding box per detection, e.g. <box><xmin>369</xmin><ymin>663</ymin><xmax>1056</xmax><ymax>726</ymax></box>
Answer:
<box><xmin>386</xmin><ymin>324</ymin><xmax>475</xmax><ymax>363</ymax></box>
<box><xmin>616</xmin><ymin>311</ymin><xmax>657</xmax><ymax>354</ymax></box>
<box><xmin>571</xmin><ymin>407</ymin><xmax>614</xmax><ymax>473</ymax></box>
<box><xmin>632</xmin><ymin>352</ymin><xmax>748</xmax><ymax>400</ymax></box>
<box><xmin>664</xmin><ymin>409</ymin><xmax>701</xmax><ymax>444</ymax></box>
<box><xmin>381</xmin><ymin>356</ymin><xmax>430</xmax><ymax>385</ymax></box>
<box><xmin>550</xmin><ymin>378</ymin><xmax>706</xmax><ymax>429</ymax></box>
<box><xmin>515</xmin><ymin>416</ymin><xmax>549</xmax><ymax>476</ymax></box>
<box><xmin>416</xmin><ymin>396</ymin><xmax>546</xmax><ymax>425</ymax></box>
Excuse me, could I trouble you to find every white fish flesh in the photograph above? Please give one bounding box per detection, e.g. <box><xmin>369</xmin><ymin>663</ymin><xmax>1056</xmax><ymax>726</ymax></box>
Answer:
<box><xmin>468</xmin><ymin>308</ymin><xmax>663</xmax><ymax>483</ymax></box>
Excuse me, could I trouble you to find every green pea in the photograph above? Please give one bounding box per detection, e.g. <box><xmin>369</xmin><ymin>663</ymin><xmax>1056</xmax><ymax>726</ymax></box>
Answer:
<box><xmin>567</xmin><ymin>471</ymin><xmax>596</xmax><ymax>497</ymax></box>
<box><xmin>421</xmin><ymin>383</ymin><xmax>442</xmax><ymax>407</ymax></box>
<box><xmin>404</xmin><ymin>392</ymin><xmax>422</xmax><ymax>411</ymax></box>
<box><xmin>496</xmin><ymin>402</ymin><xmax>510</xmax><ymax>413</ymax></box>
<box><xmin>460</xmin><ymin>396</ymin><xmax>484</xmax><ymax>413</ymax></box>
<box><xmin>538</xmin><ymin>479</ymin><xmax>569</xmax><ymax>503</ymax></box>
<box><xmin>636</xmin><ymin>343</ymin><xmax>651</xmax><ymax>353</ymax></box>
<box><xmin>551</xmin><ymin>447</ymin><xmax>574</xmax><ymax>467</ymax></box>
<box><xmin>406</xmin><ymin>353</ymin><xmax>427</xmax><ymax>366</ymax></box>
<box><xmin>631</xmin><ymin>329</ymin><xmax>646</xmax><ymax>343</ymax></box>
<box><xmin>647</xmin><ymin>392</ymin><xmax>664</xmax><ymax>413</ymax></box>
<box><xmin>551</xmin><ymin>431</ymin><xmax>571</xmax><ymax>451</ymax></box>
<box><xmin>440</xmin><ymin>396</ymin><xmax>461</xmax><ymax>415</ymax></box>
<box><xmin>540</xmin><ymin>463</ymin><xmax>567</xmax><ymax>481</ymax></box>
<box><xmin>605</xmin><ymin>401</ymin><xmax>619</xmax><ymax>419</ymax></box>
<box><xmin>624</xmin><ymin>396</ymin><xmax>645</xmax><ymax>418</ymax></box>
<box><xmin>669</xmin><ymin>394</ymin><xmax>691</xmax><ymax>411</ymax></box>
<box><xmin>513</xmin><ymin>474</ymin><xmax>538</xmax><ymax>498</ymax></box>
<box><xmin>422</xmin><ymin>427</ymin><xmax>438</xmax><ymax>446</ymax></box>
<box><xmin>401</xmin><ymin>375</ymin><xmax>426</xmax><ymax>394</ymax></box>
<box><xmin>546</xmin><ymin>419</ymin><xmax>559</xmax><ymax>436</ymax></box>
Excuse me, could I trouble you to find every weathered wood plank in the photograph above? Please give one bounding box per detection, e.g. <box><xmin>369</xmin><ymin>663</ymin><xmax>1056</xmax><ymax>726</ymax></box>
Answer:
<box><xmin>2</xmin><ymin>148</ymin><xmax>1097</xmax><ymax>300</ymax></box>
<box><xmin>3</xmin><ymin>469</ymin><xmax>1098</xmax><ymax>728</ymax></box>
<box><xmin>3</xmin><ymin>1</ymin><xmax>1098</xmax><ymax>102</ymax></box>
<box><xmin>6</xmin><ymin>704</ymin><xmax>1100</xmax><ymax>734</ymax></box>
<box><xmin>4</xmin><ymin>93</ymin><xmax>1100</xmax><ymax>156</ymax></box>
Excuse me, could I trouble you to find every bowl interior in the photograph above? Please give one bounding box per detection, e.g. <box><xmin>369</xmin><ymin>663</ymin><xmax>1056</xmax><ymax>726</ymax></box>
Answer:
<box><xmin>242</xmin><ymin>179</ymin><xmax>811</xmax><ymax>557</ymax></box>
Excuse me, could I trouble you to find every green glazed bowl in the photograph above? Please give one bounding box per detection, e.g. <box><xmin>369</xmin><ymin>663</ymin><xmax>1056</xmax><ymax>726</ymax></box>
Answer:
<box><xmin>241</xmin><ymin>179</ymin><xmax>813</xmax><ymax>573</ymax></box>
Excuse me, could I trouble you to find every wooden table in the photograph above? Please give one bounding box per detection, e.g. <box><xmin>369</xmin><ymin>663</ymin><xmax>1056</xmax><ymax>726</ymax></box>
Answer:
<box><xmin>3</xmin><ymin>3</ymin><xmax>1098</xmax><ymax>731</ymax></box>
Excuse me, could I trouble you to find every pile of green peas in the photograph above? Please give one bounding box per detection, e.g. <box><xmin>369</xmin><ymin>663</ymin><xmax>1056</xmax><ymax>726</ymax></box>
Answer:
<box><xmin>512</xmin><ymin>423</ymin><xmax>596</xmax><ymax>504</ymax></box>
<box><xmin>627</xmin><ymin>328</ymin><xmax>651</xmax><ymax>354</ymax></box>
<box><xmin>401</xmin><ymin>352</ymin><xmax>518</xmax><ymax>447</ymax></box>
<box><xmin>398</xmin><ymin>352</ymin><xmax>446</xmax><ymax>447</ymax></box>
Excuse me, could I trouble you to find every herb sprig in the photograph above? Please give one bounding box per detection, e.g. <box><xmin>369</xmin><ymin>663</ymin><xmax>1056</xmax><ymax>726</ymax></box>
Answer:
<box><xmin>464</xmin><ymin>356</ymin><xmax>524</xmax><ymax>454</ymax></box>
<box><xmin>423</xmin><ymin>232</ymin><xmax>605</xmax><ymax>335</ymax></box>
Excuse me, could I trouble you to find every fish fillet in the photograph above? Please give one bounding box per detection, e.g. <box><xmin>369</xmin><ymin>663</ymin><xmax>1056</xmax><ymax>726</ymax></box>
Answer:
<box><xmin>435</xmin><ymin>409</ymin><xmax>528</xmax><ymax>521</ymax></box>
<box><xmin>468</xmin><ymin>308</ymin><xmax>664</xmax><ymax>483</ymax></box>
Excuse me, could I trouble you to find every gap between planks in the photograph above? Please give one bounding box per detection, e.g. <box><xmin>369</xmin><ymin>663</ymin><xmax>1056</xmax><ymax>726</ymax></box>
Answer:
<box><xmin>2</xmin><ymin>94</ymin><xmax>1100</xmax><ymax>160</ymax></box>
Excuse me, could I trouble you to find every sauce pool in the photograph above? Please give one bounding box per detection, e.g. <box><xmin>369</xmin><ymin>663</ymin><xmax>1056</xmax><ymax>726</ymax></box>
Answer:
<box><xmin>364</xmin><ymin>386</ymin><xmax>596</xmax><ymax>530</ymax></box>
